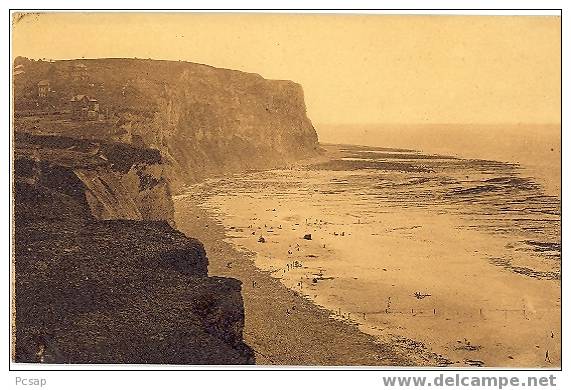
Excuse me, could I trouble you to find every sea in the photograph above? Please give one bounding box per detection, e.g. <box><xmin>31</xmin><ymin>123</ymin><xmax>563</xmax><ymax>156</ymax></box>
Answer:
<box><xmin>179</xmin><ymin>123</ymin><xmax>561</xmax><ymax>367</ymax></box>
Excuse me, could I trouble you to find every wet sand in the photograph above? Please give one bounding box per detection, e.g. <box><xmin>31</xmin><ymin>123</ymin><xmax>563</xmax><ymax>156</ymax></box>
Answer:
<box><xmin>174</xmin><ymin>198</ymin><xmax>449</xmax><ymax>366</ymax></box>
<box><xmin>195</xmin><ymin>196</ymin><xmax>559</xmax><ymax>368</ymax></box>
<box><xmin>174</xmin><ymin>144</ymin><xmax>560</xmax><ymax>367</ymax></box>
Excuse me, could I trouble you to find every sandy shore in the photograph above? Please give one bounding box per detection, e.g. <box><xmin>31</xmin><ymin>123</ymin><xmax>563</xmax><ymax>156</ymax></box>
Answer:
<box><xmin>173</xmin><ymin>145</ymin><xmax>560</xmax><ymax>367</ymax></box>
<box><xmin>174</xmin><ymin>197</ymin><xmax>448</xmax><ymax>366</ymax></box>
<box><xmin>197</xmin><ymin>195</ymin><xmax>560</xmax><ymax>368</ymax></box>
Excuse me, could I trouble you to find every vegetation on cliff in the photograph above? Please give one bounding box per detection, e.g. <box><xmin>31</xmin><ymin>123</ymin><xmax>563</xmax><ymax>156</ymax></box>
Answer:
<box><xmin>12</xmin><ymin>57</ymin><xmax>322</xmax><ymax>364</ymax></box>
<box><xmin>13</xmin><ymin>57</ymin><xmax>320</xmax><ymax>189</ymax></box>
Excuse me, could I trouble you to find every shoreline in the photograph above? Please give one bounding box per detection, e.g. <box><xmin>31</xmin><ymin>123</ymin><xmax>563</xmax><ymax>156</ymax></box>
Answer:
<box><xmin>174</xmin><ymin>196</ymin><xmax>449</xmax><ymax>366</ymax></box>
<box><xmin>174</xmin><ymin>143</ymin><xmax>560</xmax><ymax>367</ymax></box>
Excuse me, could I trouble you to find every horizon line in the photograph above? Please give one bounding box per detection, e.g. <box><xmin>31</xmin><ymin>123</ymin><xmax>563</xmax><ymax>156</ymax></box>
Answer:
<box><xmin>314</xmin><ymin>122</ymin><xmax>562</xmax><ymax>127</ymax></box>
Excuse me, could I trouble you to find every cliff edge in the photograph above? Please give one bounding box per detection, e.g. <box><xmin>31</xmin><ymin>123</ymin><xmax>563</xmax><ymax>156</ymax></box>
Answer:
<box><xmin>13</xmin><ymin>134</ymin><xmax>254</xmax><ymax>364</ymax></box>
<box><xmin>13</xmin><ymin>57</ymin><xmax>320</xmax><ymax>189</ymax></box>
<box><xmin>13</xmin><ymin>57</ymin><xmax>320</xmax><ymax>364</ymax></box>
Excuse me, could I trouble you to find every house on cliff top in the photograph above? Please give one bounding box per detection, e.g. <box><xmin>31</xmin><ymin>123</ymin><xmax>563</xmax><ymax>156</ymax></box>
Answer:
<box><xmin>14</xmin><ymin>64</ymin><xmax>25</xmax><ymax>76</ymax></box>
<box><xmin>71</xmin><ymin>63</ymin><xmax>88</xmax><ymax>81</ymax></box>
<box><xmin>37</xmin><ymin>80</ymin><xmax>50</xmax><ymax>97</ymax></box>
<box><xmin>70</xmin><ymin>94</ymin><xmax>99</xmax><ymax>120</ymax></box>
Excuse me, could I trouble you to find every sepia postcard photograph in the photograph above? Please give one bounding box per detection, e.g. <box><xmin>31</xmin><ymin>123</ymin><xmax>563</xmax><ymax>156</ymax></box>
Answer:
<box><xmin>7</xmin><ymin>6</ymin><xmax>564</xmax><ymax>384</ymax></box>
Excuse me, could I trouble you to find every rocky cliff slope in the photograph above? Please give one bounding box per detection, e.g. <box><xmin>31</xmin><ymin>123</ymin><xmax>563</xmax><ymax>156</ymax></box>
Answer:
<box><xmin>13</xmin><ymin>57</ymin><xmax>320</xmax><ymax>189</ymax></box>
<box><xmin>13</xmin><ymin>57</ymin><xmax>320</xmax><ymax>364</ymax></box>
<box><xmin>13</xmin><ymin>134</ymin><xmax>254</xmax><ymax>364</ymax></box>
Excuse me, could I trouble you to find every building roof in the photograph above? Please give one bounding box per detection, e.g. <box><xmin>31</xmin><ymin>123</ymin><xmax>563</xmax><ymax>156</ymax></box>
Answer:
<box><xmin>37</xmin><ymin>80</ymin><xmax>50</xmax><ymax>86</ymax></box>
<box><xmin>70</xmin><ymin>94</ymin><xmax>88</xmax><ymax>101</ymax></box>
<box><xmin>70</xmin><ymin>94</ymin><xmax>98</xmax><ymax>103</ymax></box>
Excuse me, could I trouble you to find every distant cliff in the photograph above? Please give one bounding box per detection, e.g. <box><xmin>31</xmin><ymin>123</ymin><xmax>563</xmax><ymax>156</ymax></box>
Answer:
<box><xmin>13</xmin><ymin>57</ymin><xmax>320</xmax><ymax>189</ymax></box>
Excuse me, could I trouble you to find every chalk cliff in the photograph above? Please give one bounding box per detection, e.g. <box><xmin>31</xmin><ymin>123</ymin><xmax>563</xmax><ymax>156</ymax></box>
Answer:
<box><xmin>13</xmin><ymin>57</ymin><xmax>320</xmax><ymax>189</ymax></box>
<box><xmin>13</xmin><ymin>134</ymin><xmax>254</xmax><ymax>364</ymax></box>
<box><xmin>13</xmin><ymin>57</ymin><xmax>319</xmax><ymax>364</ymax></box>
<box><xmin>15</xmin><ymin>133</ymin><xmax>175</xmax><ymax>223</ymax></box>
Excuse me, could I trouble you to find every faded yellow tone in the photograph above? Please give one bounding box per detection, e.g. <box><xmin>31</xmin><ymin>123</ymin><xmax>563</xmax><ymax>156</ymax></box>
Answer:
<box><xmin>12</xmin><ymin>12</ymin><xmax>561</xmax><ymax>125</ymax></box>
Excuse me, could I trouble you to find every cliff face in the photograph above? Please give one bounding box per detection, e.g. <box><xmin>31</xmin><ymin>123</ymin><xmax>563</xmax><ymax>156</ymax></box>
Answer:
<box><xmin>13</xmin><ymin>57</ymin><xmax>320</xmax><ymax>189</ymax></box>
<box><xmin>13</xmin><ymin>134</ymin><xmax>255</xmax><ymax>364</ymax></box>
<box><xmin>13</xmin><ymin>57</ymin><xmax>318</xmax><ymax>364</ymax></box>
<box><xmin>14</xmin><ymin>133</ymin><xmax>175</xmax><ymax>224</ymax></box>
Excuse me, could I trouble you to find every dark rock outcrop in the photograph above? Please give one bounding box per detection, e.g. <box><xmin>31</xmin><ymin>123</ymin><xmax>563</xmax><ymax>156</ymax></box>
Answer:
<box><xmin>13</xmin><ymin>57</ymin><xmax>320</xmax><ymax>365</ymax></box>
<box><xmin>13</xmin><ymin>135</ymin><xmax>254</xmax><ymax>364</ymax></box>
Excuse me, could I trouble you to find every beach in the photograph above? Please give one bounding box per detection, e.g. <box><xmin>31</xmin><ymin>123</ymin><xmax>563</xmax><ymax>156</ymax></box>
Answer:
<box><xmin>174</xmin><ymin>143</ymin><xmax>561</xmax><ymax>367</ymax></box>
<box><xmin>174</xmin><ymin>194</ymin><xmax>448</xmax><ymax>366</ymax></box>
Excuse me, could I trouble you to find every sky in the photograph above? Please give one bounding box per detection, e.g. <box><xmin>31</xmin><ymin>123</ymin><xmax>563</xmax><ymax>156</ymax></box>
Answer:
<box><xmin>12</xmin><ymin>12</ymin><xmax>561</xmax><ymax>125</ymax></box>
